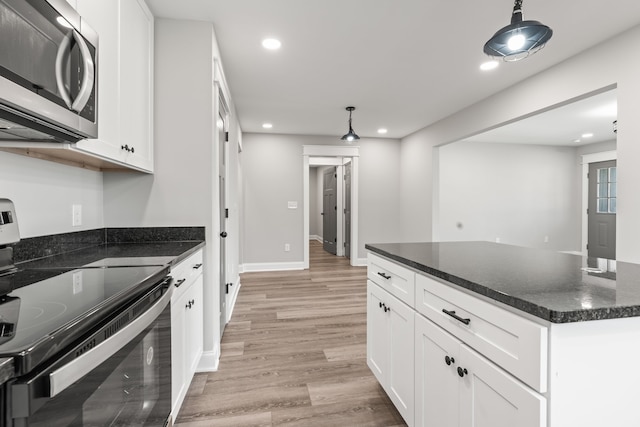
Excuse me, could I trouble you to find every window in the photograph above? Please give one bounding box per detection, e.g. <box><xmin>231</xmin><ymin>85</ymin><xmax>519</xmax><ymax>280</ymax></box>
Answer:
<box><xmin>596</xmin><ymin>166</ymin><xmax>616</xmax><ymax>213</ymax></box>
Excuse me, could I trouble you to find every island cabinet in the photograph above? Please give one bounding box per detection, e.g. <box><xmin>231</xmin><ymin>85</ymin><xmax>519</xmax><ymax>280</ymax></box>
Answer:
<box><xmin>367</xmin><ymin>252</ymin><xmax>547</xmax><ymax>427</ymax></box>
<box><xmin>170</xmin><ymin>249</ymin><xmax>204</xmax><ymax>418</ymax></box>
<box><xmin>414</xmin><ymin>275</ymin><xmax>547</xmax><ymax>427</ymax></box>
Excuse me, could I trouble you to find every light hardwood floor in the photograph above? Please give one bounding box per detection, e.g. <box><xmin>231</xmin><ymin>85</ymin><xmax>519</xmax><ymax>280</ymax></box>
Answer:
<box><xmin>174</xmin><ymin>240</ymin><xmax>406</xmax><ymax>426</ymax></box>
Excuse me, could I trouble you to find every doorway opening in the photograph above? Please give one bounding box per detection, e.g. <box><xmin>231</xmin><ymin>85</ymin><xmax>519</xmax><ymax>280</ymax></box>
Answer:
<box><xmin>303</xmin><ymin>145</ymin><xmax>360</xmax><ymax>269</ymax></box>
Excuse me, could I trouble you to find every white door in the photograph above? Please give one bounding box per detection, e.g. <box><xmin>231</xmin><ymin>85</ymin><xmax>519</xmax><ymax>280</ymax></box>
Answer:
<box><xmin>217</xmin><ymin>105</ymin><xmax>228</xmax><ymax>336</ymax></box>
<box><xmin>459</xmin><ymin>345</ymin><xmax>546</xmax><ymax>427</ymax></box>
<box><xmin>415</xmin><ymin>314</ymin><xmax>459</xmax><ymax>427</ymax></box>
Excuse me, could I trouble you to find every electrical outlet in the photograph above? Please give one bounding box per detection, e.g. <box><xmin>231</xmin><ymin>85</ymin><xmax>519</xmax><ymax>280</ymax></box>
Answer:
<box><xmin>72</xmin><ymin>204</ymin><xmax>82</xmax><ymax>226</ymax></box>
<box><xmin>284</xmin><ymin>243</ymin><xmax>290</xmax><ymax>252</ymax></box>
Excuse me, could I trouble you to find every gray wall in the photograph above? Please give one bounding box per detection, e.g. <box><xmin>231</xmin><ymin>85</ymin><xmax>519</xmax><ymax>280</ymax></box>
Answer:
<box><xmin>399</xmin><ymin>24</ymin><xmax>640</xmax><ymax>263</ymax></box>
<box><xmin>0</xmin><ymin>151</ymin><xmax>104</xmax><ymax>238</ymax></box>
<box><xmin>242</xmin><ymin>133</ymin><xmax>402</xmax><ymax>265</ymax></box>
<box><xmin>437</xmin><ymin>142</ymin><xmax>579</xmax><ymax>251</ymax></box>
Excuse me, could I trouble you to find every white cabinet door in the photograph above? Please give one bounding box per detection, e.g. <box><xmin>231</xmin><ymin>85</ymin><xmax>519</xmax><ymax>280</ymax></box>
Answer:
<box><xmin>185</xmin><ymin>275</ymin><xmax>204</xmax><ymax>375</ymax></box>
<box><xmin>387</xmin><ymin>291</ymin><xmax>415</xmax><ymax>426</ymax></box>
<box><xmin>367</xmin><ymin>281</ymin><xmax>388</xmax><ymax>384</ymax></box>
<box><xmin>367</xmin><ymin>281</ymin><xmax>414</xmax><ymax>426</ymax></box>
<box><xmin>459</xmin><ymin>345</ymin><xmax>547</xmax><ymax>427</ymax></box>
<box><xmin>75</xmin><ymin>0</ymin><xmax>153</xmax><ymax>172</ymax></box>
<box><xmin>415</xmin><ymin>313</ymin><xmax>459</xmax><ymax>427</ymax></box>
<box><xmin>118</xmin><ymin>0</ymin><xmax>153</xmax><ymax>171</ymax></box>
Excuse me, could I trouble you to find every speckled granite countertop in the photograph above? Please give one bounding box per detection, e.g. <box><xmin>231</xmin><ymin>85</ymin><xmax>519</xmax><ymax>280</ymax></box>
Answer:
<box><xmin>365</xmin><ymin>241</ymin><xmax>640</xmax><ymax>323</ymax></box>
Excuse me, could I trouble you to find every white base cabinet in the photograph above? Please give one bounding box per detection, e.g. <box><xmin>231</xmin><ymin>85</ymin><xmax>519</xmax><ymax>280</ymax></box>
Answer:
<box><xmin>367</xmin><ymin>281</ymin><xmax>415</xmax><ymax>426</ymax></box>
<box><xmin>415</xmin><ymin>314</ymin><xmax>546</xmax><ymax>427</ymax></box>
<box><xmin>170</xmin><ymin>250</ymin><xmax>204</xmax><ymax>419</ymax></box>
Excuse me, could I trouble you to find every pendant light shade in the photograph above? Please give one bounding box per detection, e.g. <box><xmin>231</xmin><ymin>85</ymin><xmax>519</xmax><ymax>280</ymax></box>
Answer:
<box><xmin>340</xmin><ymin>106</ymin><xmax>360</xmax><ymax>142</ymax></box>
<box><xmin>484</xmin><ymin>0</ymin><xmax>552</xmax><ymax>62</ymax></box>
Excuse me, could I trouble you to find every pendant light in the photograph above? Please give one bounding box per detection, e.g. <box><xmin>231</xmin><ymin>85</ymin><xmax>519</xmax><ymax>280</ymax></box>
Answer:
<box><xmin>340</xmin><ymin>106</ymin><xmax>360</xmax><ymax>142</ymax></box>
<box><xmin>484</xmin><ymin>0</ymin><xmax>553</xmax><ymax>62</ymax></box>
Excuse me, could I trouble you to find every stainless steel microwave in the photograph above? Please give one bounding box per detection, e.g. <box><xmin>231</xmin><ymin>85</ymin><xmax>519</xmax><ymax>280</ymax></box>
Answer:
<box><xmin>0</xmin><ymin>0</ymin><xmax>98</xmax><ymax>143</ymax></box>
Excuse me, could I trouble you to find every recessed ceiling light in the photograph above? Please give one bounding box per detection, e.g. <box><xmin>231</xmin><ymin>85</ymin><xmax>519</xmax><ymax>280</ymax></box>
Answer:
<box><xmin>582</xmin><ymin>133</ymin><xmax>593</xmax><ymax>138</ymax></box>
<box><xmin>377</xmin><ymin>128</ymin><xmax>388</xmax><ymax>134</ymax></box>
<box><xmin>480</xmin><ymin>60</ymin><xmax>499</xmax><ymax>71</ymax></box>
<box><xmin>262</xmin><ymin>123</ymin><xmax>273</xmax><ymax>129</ymax></box>
<box><xmin>573</xmin><ymin>139</ymin><xmax>581</xmax><ymax>143</ymax></box>
<box><xmin>262</xmin><ymin>38</ymin><xmax>281</xmax><ymax>50</ymax></box>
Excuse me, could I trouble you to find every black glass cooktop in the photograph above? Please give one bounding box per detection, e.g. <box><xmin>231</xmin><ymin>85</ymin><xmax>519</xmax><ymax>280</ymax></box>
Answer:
<box><xmin>0</xmin><ymin>265</ymin><xmax>169</xmax><ymax>376</ymax></box>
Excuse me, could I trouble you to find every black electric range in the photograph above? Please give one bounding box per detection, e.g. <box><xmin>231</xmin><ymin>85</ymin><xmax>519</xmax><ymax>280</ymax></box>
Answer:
<box><xmin>0</xmin><ymin>264</ymin><xmax>170</xmax><ymax>376</ymax></box>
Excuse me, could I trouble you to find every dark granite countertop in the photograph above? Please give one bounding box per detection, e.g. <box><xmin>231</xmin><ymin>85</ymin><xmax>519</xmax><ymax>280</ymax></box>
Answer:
<box><xmin>365</xmin><ymin>241</ymin><xmax>640</xmax><ymax>323</ymax></box>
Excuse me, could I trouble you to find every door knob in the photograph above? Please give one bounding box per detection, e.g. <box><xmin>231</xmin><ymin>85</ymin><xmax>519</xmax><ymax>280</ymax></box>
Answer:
<box><xmin>220</xmin><ymin>231</ymin><xmax>228</xmax><ymax>238</ymax></box>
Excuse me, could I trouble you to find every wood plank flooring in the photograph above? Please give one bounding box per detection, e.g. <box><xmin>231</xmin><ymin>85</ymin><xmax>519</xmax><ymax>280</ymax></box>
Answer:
<box><xmin>175</xmin><ymin>241</ymin><xmax>406</xmax><ymax>426</ymax></box>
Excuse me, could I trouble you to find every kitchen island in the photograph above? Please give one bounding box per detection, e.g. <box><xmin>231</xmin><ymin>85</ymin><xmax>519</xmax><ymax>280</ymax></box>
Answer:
<box><xmin>365</xmin><ymin>241</ymin><xmax>640</xmax><ymax>427</ymax></box>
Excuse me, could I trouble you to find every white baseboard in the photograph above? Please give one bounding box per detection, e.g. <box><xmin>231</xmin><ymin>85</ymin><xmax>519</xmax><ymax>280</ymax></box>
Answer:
<box><xmin>226</xmin><ymin>281</ymin><xmax>241</xmax><ymax>323</ymax></box>
<box><xmin>242</xmin><ymin>261</ymin><xmax>306</xmax><ymax>272</ymax></box>
<box><xmin>310</xmin><ymin>235</ymin><xmax>323</xmax><ymax>242</ymax></box>
<box><xmin>196</xmin><ymin>349</ymin><xmax>220</xmax><ymax>373</ymax></box>
<box><xmin>353</xmin><ymin>257</ymin><xmax>368</xmax><ymax>267</ymax></box>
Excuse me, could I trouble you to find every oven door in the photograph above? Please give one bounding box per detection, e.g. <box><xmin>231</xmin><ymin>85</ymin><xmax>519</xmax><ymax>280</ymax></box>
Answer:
<box><xmin>9</xmin><ymin>282</ymin><xmax>172</xmax><ymax>427</ymax></box>
<box><xmin>0</xmin><ymin>0</ymin><xmax>97</xmax><ymax>140</ymax></box>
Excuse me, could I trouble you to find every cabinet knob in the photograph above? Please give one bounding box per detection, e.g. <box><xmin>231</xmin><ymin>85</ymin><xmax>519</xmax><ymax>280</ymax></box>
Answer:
<box><xmin>383</xmin><ymin>304</ymin><xmax>390</xmax><ymax>313</ymax></box>
<box><xmin>190</xmin><ymin>299</ymin><xmax>195</xmax><ymax>305</ymax></box>
<box><xmin>445</xmin><ymin>356</ymin><xmax>455</xmax><ymax>366</ymax></box>
<box><xmin>379</xmin><ymin>301</ymin><xmax>383</xmax><ymax>308</ymax></box>
<box><xmin>220</xmin><ymin>231</ymin><xmax>228</xmax><ymax>238</ymax></box>
<box><xmin>457</xmin><ymin>367</ymin><xmax>468</xmax><ymax>378</ymax></box>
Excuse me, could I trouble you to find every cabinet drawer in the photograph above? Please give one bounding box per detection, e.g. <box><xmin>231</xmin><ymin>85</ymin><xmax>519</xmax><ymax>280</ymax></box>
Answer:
<box><xmin>415</xmin><ymin>274</ymin><xmax>548</xmax><ymax>393</ymax></box>
<box><xmin>171</xmin><ymin>250</ymin><xmax>204</xmax><ymax>300</ymax></box>
<box><xmin>368</xmin><ymin>253</ymin><xmax>415</xmax><ymax>307</ymax></box>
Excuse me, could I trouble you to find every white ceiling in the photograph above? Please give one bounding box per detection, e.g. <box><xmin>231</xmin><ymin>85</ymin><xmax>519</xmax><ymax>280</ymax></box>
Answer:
<box><xmin>146</xmin><ymin>0</ymin><xmax>640</xmax><ymax>141</ymax></box>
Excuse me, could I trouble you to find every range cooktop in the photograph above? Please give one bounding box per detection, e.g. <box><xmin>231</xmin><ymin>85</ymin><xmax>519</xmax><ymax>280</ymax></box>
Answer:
<box><xmin>0</xmin><ymin>264</ymin><xmax>170</xmax><ymax>376</ymax></box>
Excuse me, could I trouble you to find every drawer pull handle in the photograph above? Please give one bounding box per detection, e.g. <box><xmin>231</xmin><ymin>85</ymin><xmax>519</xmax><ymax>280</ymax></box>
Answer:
<box><xmin>383</xmin><ymin>304</ymin><xmax>390</xmax><ymax>313</ymax></box>
<box><xmin>442</xmin><ymin>309</ymin><xmax>470</xmax><ymax>325</ymax></box>
<box><xmin>457</xmin><ymin>367</ymin><xmax>468</xmax><ymax>378</ymax></box>
<box><xmin>377</xmin><ymin>272</ymin><xmax>391</xmax><ymax>280</ymax></box>
<box><xmin>175</xmin><ymin>278</ymin><xmax>186</xmax><ymax>287</ymax></box>
<box><xmin>193</xmin><ymin>263</ymin><xmax>203</xmax><ymax>269</ymax></box>
<box><xmin>445</xmin><ymin>356</ymin><xmax>455</xmax><ymax>366</ymax></box>
<box><xmin>379</xmin><ymin>302</ymin><xmax>383</xmax><ymax>308</ymax></box>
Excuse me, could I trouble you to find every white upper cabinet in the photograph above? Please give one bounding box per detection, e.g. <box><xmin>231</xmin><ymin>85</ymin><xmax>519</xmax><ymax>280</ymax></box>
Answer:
<box><xmin>74</xmin><ymin>0</ymin><xmax>154</xmax><ymax>172</ymax></box>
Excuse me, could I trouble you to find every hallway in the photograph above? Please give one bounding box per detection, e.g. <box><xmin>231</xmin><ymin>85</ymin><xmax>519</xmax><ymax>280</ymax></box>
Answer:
<box><xmin>175</xmin><ymin>240</ymin><xmax>406</xmax><ymax>426</ymax></box>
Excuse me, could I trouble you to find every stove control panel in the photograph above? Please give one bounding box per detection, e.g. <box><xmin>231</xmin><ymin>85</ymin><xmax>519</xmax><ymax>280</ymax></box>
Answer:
<box><xmin>0</xmin><ymin>199</ymin><xmax>19</xmax><ymax>247</ymax></box>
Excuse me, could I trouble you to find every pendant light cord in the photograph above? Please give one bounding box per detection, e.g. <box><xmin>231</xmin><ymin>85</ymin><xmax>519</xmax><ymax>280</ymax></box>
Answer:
<box><xmin>511</xmin><ymin>0</ymin><xmax>523</xmax><ymax>23</ymax></box>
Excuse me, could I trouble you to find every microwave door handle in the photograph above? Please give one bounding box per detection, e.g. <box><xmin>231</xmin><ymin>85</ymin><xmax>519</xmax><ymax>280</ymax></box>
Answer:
<box><xmin>70</xmin><ymin>30</ymin><xmax>94</xmax><ymax>113</ymax></box>
<box><xmin>54</xmin><ymin>31</ymin><xmax>73</xmax><ymax>108</ymax></box>
<box><xmin>70</xmin><ymin>30</ymin><xmax>95</xmax><ymax>113</ymax></box>
<box><xmin>47</xmin><ymin>286</ymin><xmax>172</xmax><ymax>398</ymax></box>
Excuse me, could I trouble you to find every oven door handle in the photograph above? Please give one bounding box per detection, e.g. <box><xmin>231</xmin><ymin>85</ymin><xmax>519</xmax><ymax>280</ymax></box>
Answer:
<box><xmin>48</xmin><ymin>284</ymin><xmax>172</xmax><ymax>398</ymax></box>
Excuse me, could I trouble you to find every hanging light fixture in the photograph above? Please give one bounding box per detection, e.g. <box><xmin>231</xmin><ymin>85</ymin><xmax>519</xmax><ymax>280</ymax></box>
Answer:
<box><xmin>340</xmin><ymin>106</ymin><xmax>360</xmax><ymax>142</ymax></box>
<box><xmin>484</xmin><ymin>0</ymin><xmax>553</xmax><ymax>62</ymax></box>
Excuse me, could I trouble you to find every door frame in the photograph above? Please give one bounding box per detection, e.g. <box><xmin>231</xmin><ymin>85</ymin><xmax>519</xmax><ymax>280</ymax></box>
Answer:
<box><xmin>303</xmin><ymin>145</ymin><xmax>360</xmax><ymax>268</ymax></box>
<box><xmin>581</xmin><ymin>150</ymin><xmax>617</xmax><ymax>254</ymax></box>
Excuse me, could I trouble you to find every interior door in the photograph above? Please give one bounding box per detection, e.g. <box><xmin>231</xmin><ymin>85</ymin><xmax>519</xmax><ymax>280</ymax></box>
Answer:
<box><xmin>217</xmin><ymin>106</ymin><xmax>227</xmax><ymax>336</ymax></box>
<box><xmin>344</xmin><ymin>162</ymin><xmax>351</xmax><ymax>259</ymax></box>
<box><xmin>322</xmin><ymin>167</ymin><xmax>337</xmax><ymax>255</ymax></box>
<box><xmin>588</xmin><ymin>160</ymin><xmax>616</xmax><ymax>259</ymax></box>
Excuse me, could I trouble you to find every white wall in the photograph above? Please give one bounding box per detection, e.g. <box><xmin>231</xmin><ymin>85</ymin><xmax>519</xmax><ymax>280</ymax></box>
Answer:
<box><xmin>242</xmin><ymin>133</ymin><xmax>401</xmax><ymax>265</ymax></box>
<box><xmin>400</xmin><ymin>24</ymin><xmax>640</xmax><ymax>263</ymax></box>
<box><xmin>103</xmin><ymin>18</ymin><xmax>240</xmax><ymax>370</ymax></box>
<box><xmin>437</xmin><ymin>142</ymin><xmax>579</xmax><ymax>251</ymax></box>
<box><xmin>0</xmin><ymin>151</ymin><xmax>103</xmax><ymax>238</ymax></box>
